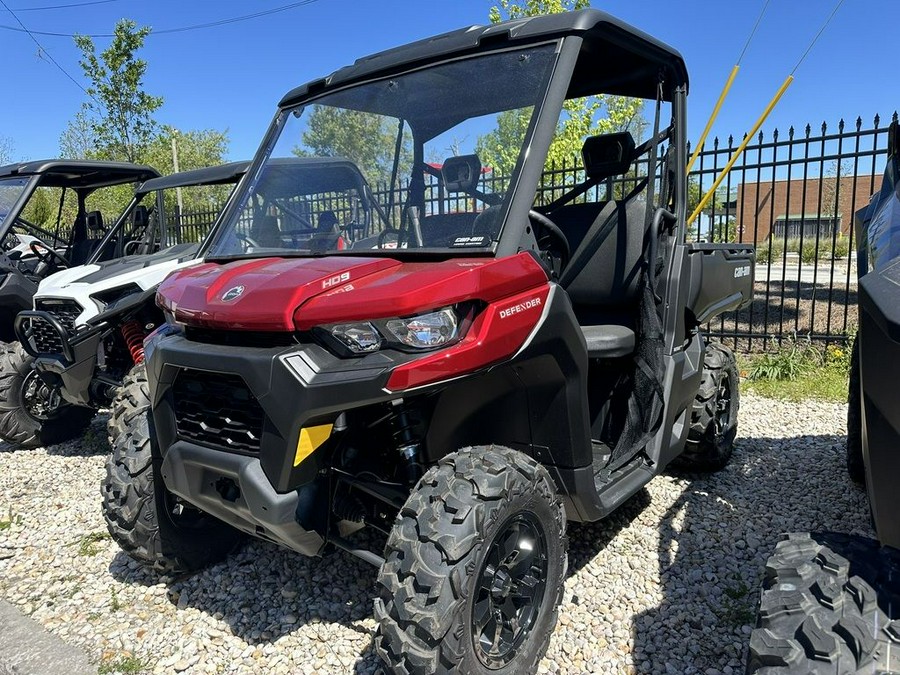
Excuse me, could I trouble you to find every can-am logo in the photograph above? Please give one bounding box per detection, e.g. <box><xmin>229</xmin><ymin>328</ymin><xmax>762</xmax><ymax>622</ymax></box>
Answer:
<box><xmin>322</xmin><ymin>272</ymin><xmax>351</xmax><ymax>289</ymax></box>
<box><xmin>221</xmin><ymin>285</ymin><xmax>244</xmax><ymax>301</ymax></box>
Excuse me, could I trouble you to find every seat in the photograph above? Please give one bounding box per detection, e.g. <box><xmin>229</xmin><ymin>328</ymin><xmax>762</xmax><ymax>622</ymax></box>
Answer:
<box><xmin>68</xmin><ymin>215</ymin><xmax>91</xmax><ymax>266</ymax></box>
<box><xmin>550</xmin><ymin>132</ymin><xmax>647</xmax><ymax>360</ymax></box>
<box><xmin>250</xmin><ymin>215</ymin><xmax>282</xmax><ymax>248</ymax></box>
<box><xmin>316</xmin><ymin>210</ymin><xmax>339</xmax><ymax>234</ymax></box>
<box><xmin>85</xmin><ymin>210</ymin><xmax>104</xmax><ymax>232</ymax></box>
<box><xmin>581</xmin><ymin>324</ymin><xmax>635</xmax><ymax>358</ymax></box>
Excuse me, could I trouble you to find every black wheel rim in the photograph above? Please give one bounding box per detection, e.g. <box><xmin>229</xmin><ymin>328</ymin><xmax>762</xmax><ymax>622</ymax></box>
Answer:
<box><xmin>21</xmin><ymin>371</ymin><xmax>62</xmax><ymax>423</ymax></box>
<box><xmin>714</xmin><ymin>373</ymin><xmax>733</xmax><ymax>436</ymax></box>
<box><xmin>471</xmin><ymin>511</ymin><xmax>548</xmax><ymax>669</ymax></box>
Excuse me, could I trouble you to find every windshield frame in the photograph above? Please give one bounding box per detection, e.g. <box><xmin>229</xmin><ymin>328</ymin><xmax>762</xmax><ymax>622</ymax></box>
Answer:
<box><xmin>201</xmin><ymin>38</ymin><xmax>570</xmax><ymax>263</ymax></box>
<box><xmin>0</xmin><ymin>175</ymin><xmax>40</xmax><ymax>242</ymax></box>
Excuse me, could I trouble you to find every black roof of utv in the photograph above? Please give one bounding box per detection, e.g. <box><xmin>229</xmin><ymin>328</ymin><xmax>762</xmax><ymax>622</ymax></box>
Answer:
<box><xmin>136</xmin><ymin>160</ymin><xmax>250</xmax><ymax>195</ymax></box>
<box><xmin>280</xmin><ymin>9</ymin><xmax>688</xmax><ymax>108</ymax></box>
<box><xmin>0</xmin><ymin>159</ymin><xmax>159</xmax><ymax>190</ymax></box>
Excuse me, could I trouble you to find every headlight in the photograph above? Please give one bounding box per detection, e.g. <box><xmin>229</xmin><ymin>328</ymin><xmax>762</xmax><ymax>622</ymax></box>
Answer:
<box><xmin>317</xmin><ymin>306</ymin><xmax>468</xmax><ymax>356</ymax></box>
<box><xmin>330</xmin><ymin>322</ymin><xmax>382</xmax><ymax>353</ymax></box>
<box><xmin>385</xmin><ymin>308</ymin><xmax>459</xmax><ymax>348</ymax></box>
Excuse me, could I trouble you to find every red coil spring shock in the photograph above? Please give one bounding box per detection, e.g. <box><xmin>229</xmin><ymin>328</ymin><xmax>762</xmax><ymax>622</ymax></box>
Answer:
<box><xmin>121</xmin><ymin>321</ymin><xmax>147</xmax><ymax>364</ymax></box>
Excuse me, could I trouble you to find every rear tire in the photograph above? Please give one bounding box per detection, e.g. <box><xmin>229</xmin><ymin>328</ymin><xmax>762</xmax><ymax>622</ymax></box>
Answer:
<box><xmin>846</xmin><ymin>336</ymin><xmax>865</xmax><ymax>485</ymax></box>
<box><xmin>747</xmin><ymin>532</ymin><xmax>900</xmax><ymax>673</ymax></box>
<box><xmin>0</xmin><ymin>341</ymin><xmax>94</xmax><ymax>448</ymax></box>
<box><xmin>374</xmin><ymin>445</ymin><xmax>567</xmax><ymax>675</ymax></box>
<box><xmin>673</xmin><ymin>341</ymin><xmax>739</xmax><ymax>471</ymax></box>
<box><xmin>101</xmin><ymin>362</ymin><xmax>242</xmax><ymax>574</ymax></box>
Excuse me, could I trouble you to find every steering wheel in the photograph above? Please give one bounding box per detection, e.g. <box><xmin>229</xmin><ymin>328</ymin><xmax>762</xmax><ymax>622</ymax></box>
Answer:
<box><xmin>528</xmin><ymin>210</ymin><xmax>570</xmax><ymax>270</ymax></box>
<box><xmin>29</xmin><ymin>241</ymin><xmax>69</xmax><ymax>271</ymax></box>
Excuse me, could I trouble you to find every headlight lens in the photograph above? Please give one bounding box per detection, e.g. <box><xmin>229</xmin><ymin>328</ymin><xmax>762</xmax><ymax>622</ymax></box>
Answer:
<box><xmin>385</xmin><ymin>308</ymin><xmax>459</xmax><ymax>348</ymax></box>
<box><xmin>330</xmin><ymin>322</ymin><xmax>382</xmax><ymax>353</ymax></box>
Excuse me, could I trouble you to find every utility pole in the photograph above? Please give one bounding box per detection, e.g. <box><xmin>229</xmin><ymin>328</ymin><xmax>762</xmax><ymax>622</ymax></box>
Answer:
<box><xmin>171</xmin><ymin>131</ymin><xmax>184</xmax><ymax>213</ymax></box>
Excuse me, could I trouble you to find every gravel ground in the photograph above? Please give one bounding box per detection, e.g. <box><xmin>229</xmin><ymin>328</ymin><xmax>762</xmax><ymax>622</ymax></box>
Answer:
<box><xmin>0</xmin><ymin>394</ymin><xmax>873</xmax><ymax>675</ymax></box>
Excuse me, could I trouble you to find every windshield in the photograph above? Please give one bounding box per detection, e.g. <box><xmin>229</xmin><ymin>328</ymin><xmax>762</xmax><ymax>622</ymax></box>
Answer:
<box><xmin>0</xmin><ymin>177</ymin><xmax>29</xmax><ymax>229</ymax></box>
<box><xmin>91</xmin><ymin>177</ymin><xmax>242</xmax><ymax>262</ymax></box>
<box><xmin>207</xmin><ymin>44</ymin><xmax>559</xmax><ymax>259</ymax></box>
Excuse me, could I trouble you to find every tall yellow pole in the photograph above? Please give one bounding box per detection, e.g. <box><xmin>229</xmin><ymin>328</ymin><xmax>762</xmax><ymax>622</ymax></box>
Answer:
<box><xmin>688</xmin><ymin>74</ymin><xmax>794</xmax><ymax>225</ymax></box>
<box><xmin>686</xmin><ymin>64</ymin><xmax>740</xmax><ymax>174</ymax></box>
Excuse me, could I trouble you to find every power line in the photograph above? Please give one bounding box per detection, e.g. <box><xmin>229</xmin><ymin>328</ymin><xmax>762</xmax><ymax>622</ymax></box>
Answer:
<box><xmin>154</xmin><ymin>0</ymin><xmax>320</xmax><ymax>35</ymax></box>
<box><xmin>736</xmin><ymin>0</ymin><xmax>771</xmax><ymax>66</ymax></box>
<box><xmin>7</xmin><ymin>0</ymin><xmax>123</xmax><ymax>12</ymax></box>
<box><xmin>0</xmin><ymin>0</ymin><xmax>92</xmax><ymax>99</ymax></box>
<box><xmin>0</xmin><ymin>0</ymin><xmax>320</xmax><ymax>38</ymax></box>
<box><xmin>791</xmin><ymin>0</ymin><xmax>846</xmax><ymax>75</ymax></box>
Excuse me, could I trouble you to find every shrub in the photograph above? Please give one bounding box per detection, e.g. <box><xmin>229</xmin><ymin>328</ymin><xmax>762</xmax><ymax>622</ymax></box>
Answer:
<box><xmin>755</xmin><ymin>237</ymin><xmax>784</xmax><ymax>264</ymax></box>
<box><xmin>747</xmin><ymin>341</ymin><xmax>813</xmax><ymax>381</ymax></box>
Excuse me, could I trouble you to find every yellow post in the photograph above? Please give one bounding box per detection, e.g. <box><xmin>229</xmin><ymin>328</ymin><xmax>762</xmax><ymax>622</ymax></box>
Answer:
<box><xmin>688</xmin><ymin>75</ymin><xmax>794</xmax><ymax>225</ymax></box>
<box><xmin>686</xmin><ymin>64</ymin><xmax>740</xmax><ymax>174</ymax></box>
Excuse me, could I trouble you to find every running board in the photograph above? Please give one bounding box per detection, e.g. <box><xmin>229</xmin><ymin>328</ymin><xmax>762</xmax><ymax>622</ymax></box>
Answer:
<box><xmin>593</xmin><ymin>454</ymin><xmax>655</xmax><ymax>515</ymax></box>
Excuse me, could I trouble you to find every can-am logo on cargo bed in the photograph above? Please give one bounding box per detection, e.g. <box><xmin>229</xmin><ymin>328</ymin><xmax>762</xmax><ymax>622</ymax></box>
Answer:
<box><xmin>323</xmin><ymin>272</ymin><xmax>351</xmax><ymax>289</ymax></box>
<box><xmin>221</xmin><ymin>285</ymin><xmax>244</xmax><ymax>301</ymax></box>
<box><xmin>734</xmin><ymin>265</ymin><xmax>751</xmax><ymax>279</ymax></box>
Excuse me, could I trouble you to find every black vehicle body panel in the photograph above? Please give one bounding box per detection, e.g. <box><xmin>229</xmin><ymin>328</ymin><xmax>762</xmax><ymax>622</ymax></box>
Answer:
<box><xmin>684</xmin><ymin>243</ymin><xmax>755</xmax><ymax>325</ymax></box>
<box><xmin>855</xmin><ymin>120</ymin><xmax>900</xmax><ymax>549</ymax></box>
<box><xmin>0</xmin><ymin>259</ymin><xmax>38</xmax><ymax>341</ymax></box>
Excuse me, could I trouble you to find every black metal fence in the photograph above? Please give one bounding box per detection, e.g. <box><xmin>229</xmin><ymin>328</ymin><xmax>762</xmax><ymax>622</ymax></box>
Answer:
<box><xmin>168</xmin><ymin>112</ymin><xmax>897</xmax><ymax>352</ymax></box>
<box><xmin>691</xmin><ymin>112</ymin><xmax>897</xmax><ymax>350</ymax></box>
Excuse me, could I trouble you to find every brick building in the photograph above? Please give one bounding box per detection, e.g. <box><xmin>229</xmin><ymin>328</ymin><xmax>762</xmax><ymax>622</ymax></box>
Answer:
<box><xmin>734</xmin><ymin>174</ymin><xmax>883</xmax><ymax>244</ymax></box>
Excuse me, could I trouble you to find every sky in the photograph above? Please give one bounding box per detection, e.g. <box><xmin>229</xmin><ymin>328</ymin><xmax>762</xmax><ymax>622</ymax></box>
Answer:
<box><xmin>1</xmin><ymin>0</ymin><xmax>898</xmax><ymax>164</ymax></box>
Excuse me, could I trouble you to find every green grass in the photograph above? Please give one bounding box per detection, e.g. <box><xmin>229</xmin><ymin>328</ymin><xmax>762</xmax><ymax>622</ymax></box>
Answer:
<box><xmin>0</xmin><ymin>507</ymin><xmax>22</xmax><ymax>531</ymax></box>
<box><xmin>719</xmin><ymin>579</ymin><xmax>756</xmax><ymax>628</ymax></box>
<box><xmin>740</xmin><ymin>339</ymin><xmax>851</xmax><ymax>402</ymax></box>
<box><xmin>110</xmin><ymin>587</ymin><xmax>121</xmax><ymax>612</ymax></box>
<box><xmin>743</xmin><ymin>365</ymin><xmax>849</xmax><ymax>402</ymax></box>
<box><xmin>75</xmin><ymin>531</ymin><xmax>110</xmax><ymax>557</ymax></box>
<box><xmin>98</xmin><ymin>655</ymin><xmax>149</xmax><ymax>675</ymax></box>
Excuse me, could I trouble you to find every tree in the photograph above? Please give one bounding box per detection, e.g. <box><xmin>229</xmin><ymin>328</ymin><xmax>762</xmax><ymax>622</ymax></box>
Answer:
<box><xmin>21</xmin><ymin>188</ymin><xmax>55</xmax><ymax>228</ymax></box>
<box><xmin>478</xmin><ymin>0</ymin><xmax>645</xmax><ymax>176</ymax></box>
<box><xmin>73</xmin><ymin>19</ymin><xmax>163</xmax><ymax>163</ymax></box>
<box><xmin>143</xmin><ymin>126</ymin><xmax>229</xmax><ymax>176</ymax></box>
<box><xmin>295</xmin><ymin>105</ymin><xmax>412</xmax><ymax>186</ymax></box>
<box><xmin>687</xmin><ymin>178</ymin><xmax>734</xmax><ymax>242</ymax></box>
<box><xmin>59</xmin><ymin>110</ymin><xmax>96</xmax><ymax>160</ymax></box>
<box><xmin>143</xmin><ymin>126</ymin><xmax>231</xmax><ymax>212</ymax></box>
<box><xmin>0</xmin><ymin>137</ymin><xmax>12</xmax><ymax>165</ymax></box>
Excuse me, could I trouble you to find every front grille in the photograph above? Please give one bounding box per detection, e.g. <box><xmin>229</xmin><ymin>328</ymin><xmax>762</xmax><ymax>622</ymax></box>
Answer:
<box><xmin>30</xmin><ymin>300</ymin><xmax>83</xmax><ymax>354</ymax></box>
<box><xmin>172</xmin><ymin>369</ymin><xmax>265</xmax><ymax>453</ymax></box>
<box><xmin>184</xmin><ymin>327</ymin><xmax>298</xmax><ymax>349</ymax></box>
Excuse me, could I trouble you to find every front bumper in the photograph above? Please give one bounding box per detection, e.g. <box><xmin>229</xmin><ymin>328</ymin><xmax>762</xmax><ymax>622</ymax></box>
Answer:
<box><xmin>147</xmin><ymin>332</ymin><xmax>418</xmax><ymax>491</ymax></box>
<box><xmin>146</xmin><ymin>331</ymin><xmax>423</xmax><ymax>552</ymax></box>
<box><xmin>15</xmin><ymin>310</ymin><xmax>106</xmax><ymax>406</ymax></box>
<box><xmin>161</xmin><ymin>441</ymin><xmax>326</xmax><ymax>556</ymax></box>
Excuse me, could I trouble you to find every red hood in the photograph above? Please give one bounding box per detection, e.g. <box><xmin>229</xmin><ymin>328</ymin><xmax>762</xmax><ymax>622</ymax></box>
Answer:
<box><xmin>158</xmin><ymin>253</ymin><xmax>548</xmax><ymax>331</ymax></box>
